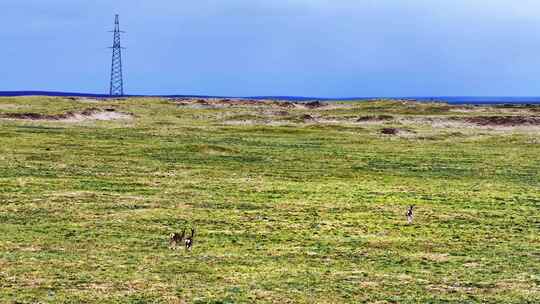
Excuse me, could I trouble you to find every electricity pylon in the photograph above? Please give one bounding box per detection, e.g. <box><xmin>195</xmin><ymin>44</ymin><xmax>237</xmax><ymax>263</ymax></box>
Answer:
<box><xmin>109</xmin><ymin>14</ymin><xmax>125</xmax><ymax>96</ymax></box>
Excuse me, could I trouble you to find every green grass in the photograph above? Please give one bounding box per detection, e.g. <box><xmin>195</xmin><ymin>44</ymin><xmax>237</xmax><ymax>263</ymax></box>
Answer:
<box><xmin>0</xmin><ymin>97</ymin><xmax>538</xmax><ymax>303</ymax></box>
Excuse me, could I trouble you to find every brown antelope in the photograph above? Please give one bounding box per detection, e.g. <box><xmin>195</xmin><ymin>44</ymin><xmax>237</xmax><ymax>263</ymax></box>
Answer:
<box><xmin>406</xmin><ymin>205</ymin><xmax>415</xmax><ymax>224</ymax></box>
<box><xmin>185</xmin><ymin>228</ymin><xmax>195</xmax><ymax>251</ymax></box>
<box><xmin>169</xmin><ymin>229</ymin><xmax>185</xmax><ymax>249</ymax></box>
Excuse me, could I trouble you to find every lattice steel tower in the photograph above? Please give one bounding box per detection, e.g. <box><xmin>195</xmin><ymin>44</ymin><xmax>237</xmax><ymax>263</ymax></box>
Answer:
<box><xmin>109</xmin><ymin>14</ymin><xmax>125</xmax><ymax>96</ymax></box>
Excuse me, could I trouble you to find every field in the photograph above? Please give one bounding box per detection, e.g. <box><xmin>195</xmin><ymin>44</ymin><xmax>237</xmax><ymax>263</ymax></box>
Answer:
<box><xmin>0</xmin><ymin>96</ymin><xmax>539</xmax><ymax>303</ymax></box>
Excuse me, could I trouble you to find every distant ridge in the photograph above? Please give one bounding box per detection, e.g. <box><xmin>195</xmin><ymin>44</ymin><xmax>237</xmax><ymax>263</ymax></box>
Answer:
<box><xmin>0</xmin><ymin>91</ymin><xmax>114</xmax><ymax>98</ymax></box>
<box><xmin>1</xmin><ymin>91</ymin><xmax>540</xmax><ymax>104</ymax></box>
<box><xmin>0</xmin><ymin>91</ymin><xmax>326</xmax><ymax>101</ymax></box>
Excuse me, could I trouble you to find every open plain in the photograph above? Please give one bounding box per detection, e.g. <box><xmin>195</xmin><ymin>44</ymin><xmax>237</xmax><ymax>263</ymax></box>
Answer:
<box><xmin>0</xmin><ymin>97</ymin><xmax>539</xmax><ymax>303</ymax></box>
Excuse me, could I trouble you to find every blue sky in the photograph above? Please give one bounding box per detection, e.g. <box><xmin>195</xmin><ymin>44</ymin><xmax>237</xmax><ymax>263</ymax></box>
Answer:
<box><xmin>1</xmin><ymin>0</ymin><xmax>539</xmax><ymax>97</ymax></box>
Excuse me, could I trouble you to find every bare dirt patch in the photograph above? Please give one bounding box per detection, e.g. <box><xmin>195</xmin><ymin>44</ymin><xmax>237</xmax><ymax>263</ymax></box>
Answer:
<box><xmin>173</xmin><ymin>98</ymin><xmax>338</xmax><ymax>110</ymax></box>
<box><xmin>455</xmin><ymin>116</ymin><xmax>540</xmax><ymax>126</ymax></box>
<box><xmin>395</xmin><ymin>116</ymin><xmax>540</xmax><ymax>133</ymax></box>
<box><xmin>301</xmin><ymin>114</ymin><xmax>315</xmax><ymax>121</ymax></box>
<box><xmin>0</xmin><ymin>108</ymin><xmax>132</xmax><ymax>122</ymax></box>
<box><xmin>175</xmin><ymin>98</ymin><xmax>289</xmax><ymax>109</ymax></box>
<box><xmin>303</xmin><ymin>101</ymin><xmax>327</xmax><ymax>109</ymax></box>
<box><xmin>418</xmin><ymin>252</ymin><xmax>450</xmax><ymax>262</ymax></box>
<box><xmin>379</xmin><ymin>127</ymin><xmax>418</xmax><ymax>138</ymax></box>
<box><xmin>271</xmin><ymin>100</ymin><xmax>297</xmax><ymax>109</ymax></box>
<box><xmin>272</xmin><ymin>110</ymin><xmax>290</xmax><ymax>116</ymax></box>
<box><xmin>357</xmin><ymin>115</ymin><xmax>394</xmax><ymax>122</ymax></box>
<box><xmin>0</xmin><ymin>104</ymin><xmax>28</xmax><ymax>110</ymax></box>
<box><xmin>380</xmin><ymin>128</ymin><xmax>400</xmax><ymax>135</ymax></box>
<box><xmin>69</xmin><ymin>97</ymin><xmax>104</xmax><ymax>103</ymax></box>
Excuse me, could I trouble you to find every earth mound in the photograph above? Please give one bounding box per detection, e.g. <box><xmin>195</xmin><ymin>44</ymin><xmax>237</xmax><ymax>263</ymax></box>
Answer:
<box><xmin>458</xmin><ymin>116</ymin><xmax>540</xmax><ymax>126</ymax></box>
<box><xmin>357</xmin><ymin>115</ymin><xmax>394</xmax><ymax>122</ymax></box>
<box><xmin>0</xmin><ymin>108</ymin><xmax>132</xmax><ymax>122</ymax></box>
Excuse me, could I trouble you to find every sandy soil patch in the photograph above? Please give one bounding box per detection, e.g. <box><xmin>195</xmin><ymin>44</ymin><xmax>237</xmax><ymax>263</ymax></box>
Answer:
<box><xmin>357</xmin><ymin>115</ymin><xmax>395</xmax><ymax>122</ymax></box>
<box><xmin>0</xmin><ymin>104</ymin><xmax>29</xmax><ymax>110</ymax></box>
<box><xmin>417</xmin><ymin>252</ymin><xmax>450</xmax><ymax>262</ymax></box>
<box><xmin>456</xmin><ymin>115</ymin><xmax>540</xmax><ymax>126</ymax></box>
<box><xmin>396</xmin><ymin>116</ymin><xmax>540</xmax><ymax>131</ymax></box>
<box><xmin>0</xmin><ymin>108</ymin><xmax>132</xmax><ymax>122</ymax></box>
<box><xmin>355</xmin><ymin>115</ymin><xmax>396</xmax><ymax>125</ymax></box>
<box><xmin>69</xmin><ymin>98</ymin><xmax>103</xmax><ymax>103</ymax></box>
<box><xmin>64</xmin><ymin>111</ymin><xmax>132</xmax><ymax>122</ymax></box>
<box><xmin>173</xmin><ymin>98</ymin><xmax>350</xmax><ymax>110</ymax></box>
<box><xmin>379</xmin><ymin>127</ymin><xmax>417</xmax><ymax>138</ymax></box>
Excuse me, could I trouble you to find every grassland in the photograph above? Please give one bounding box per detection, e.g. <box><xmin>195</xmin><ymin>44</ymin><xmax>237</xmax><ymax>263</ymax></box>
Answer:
<box><xmin>0</xmin><ymin>97</ymin><xmax>539</xmax><ymax>303</ymax></box>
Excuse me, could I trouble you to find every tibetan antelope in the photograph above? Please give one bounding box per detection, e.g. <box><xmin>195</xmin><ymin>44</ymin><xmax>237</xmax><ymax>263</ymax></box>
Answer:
<box><xmin>185</xmin><ymin>228</ymin><xmax>195</xmax><ymax>251</ymax></box>
<box><xmin>406</xmin><ymin>205</ymin><xmax>415</xmax><ymax>224</ymax></box>
<box><xmin>169</xmin><ymin>229</ymin><xmax>186</xmax><ymax>249</ymax></box>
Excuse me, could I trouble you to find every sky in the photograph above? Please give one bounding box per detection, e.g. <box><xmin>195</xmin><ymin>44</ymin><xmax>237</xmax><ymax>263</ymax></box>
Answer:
<box><xmin>1</xmin><ymin>0</ymin><xmax>539</xmax><ymax>97</ymax></box>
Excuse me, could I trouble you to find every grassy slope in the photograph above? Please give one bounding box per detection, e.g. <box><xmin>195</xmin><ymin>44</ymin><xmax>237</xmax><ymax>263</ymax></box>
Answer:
<box><xmin>0</xmin><ymin>97</ymin><xmax>538</xmax><ymax>303</ymax></box>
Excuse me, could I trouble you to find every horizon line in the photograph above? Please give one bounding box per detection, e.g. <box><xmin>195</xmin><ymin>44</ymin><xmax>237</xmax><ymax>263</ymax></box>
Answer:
<box><xmin>1</xmin><ymin>90</ymin><xmax>540</xmax><ymax>101</ymax></box>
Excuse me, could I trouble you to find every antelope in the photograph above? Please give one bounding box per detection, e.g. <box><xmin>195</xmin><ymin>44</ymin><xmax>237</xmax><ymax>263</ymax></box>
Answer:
<box><xmin>185</xmin><ymin>228</ymin><xmax>195</xmax><ymax>251</ymax></box>
<box><xmin>406</xmin><ymin>205</ymin><xmax>415</xmax><ymax>224</ymax></box>
<box><xmin>169</xmin><ymin>229</ymin><xmax>185</xmax><ymax>249</ymax></box>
